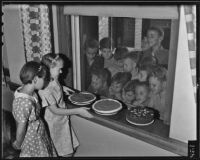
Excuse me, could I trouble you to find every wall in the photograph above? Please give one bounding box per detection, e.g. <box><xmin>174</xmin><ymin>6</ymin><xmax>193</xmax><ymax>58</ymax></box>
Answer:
<box><xmin>169</xmin><ymin>6</ymin><xmax>196</xmax><ymax>142</ymax></box>
<box><xmin>71</xmin><ymin>116</ymin><xmax>178</xmax><ymax>157</ymax></box>
<box><xmin>2</xmin><ymin>5</ymin><xmax>26</xmax><ymax>85</ymax></box>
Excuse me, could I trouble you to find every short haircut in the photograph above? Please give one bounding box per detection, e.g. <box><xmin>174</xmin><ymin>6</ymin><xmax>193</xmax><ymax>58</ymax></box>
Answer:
<box><xmin>139</xmin><ymin>64</ymin><xmax>155</xmax><ymax>76</ymax></box>
<box><xmin>139</xmin><ymin>56</ymin><xmax>158</xmax><ymax>67</ymax></box>
<box><xmin>147</xmin><ymin>26</ymin><xmax>164</xmax><ymax>38</ymax></box>
<box><xmin>123</xmin><ymin>51</ymin><xmax>140</xmax><ymax>64</ymax></box>
<box><xmin>111</xmin><ymin>72</ymin><xmax>132</xmax><ymax>87</ymax></box>
<box><xmin>41</xmin><ymin>53</ymin><xmax>63</xmax><ymax>68</ymax></box>
<box><xmin>135</xmin><ymin>81</ymin><xmax>149</xmax><ymax>92</ymax></box>
<box><xmin>149</xmin><ymin>65</ymin><xmax>167</xmax><ymax>82</ymax></box>
<box><xmin>99</xmin><ymin>37</ymin><xmax>114</xmax><ymax>50</ymax></box>
<box><xmin>123</xmin><ymin>79</ymin><xmax>140</xmax><ymax>93</ymax></box>
<box><xmin>20</xmin><ymin>61</ymin><xmax>50</xmax><ymax>85</ymax></box>
<box><xmin>91</xmin><ymin>68</ymin><xmax>111</xmax><ymax>86</ymax></box>
<box><xmin>85</xmin><ymin>38</ymin><xmax>99</xmax><ymax>50</ymax></box>
<box><xmin>114</xmin><ymin>47</ymin><xmax>129</xmax><ymax>61</ymax></box>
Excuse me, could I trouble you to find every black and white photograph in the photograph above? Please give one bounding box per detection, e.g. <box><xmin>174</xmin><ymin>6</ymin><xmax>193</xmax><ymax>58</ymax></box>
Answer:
<box><xmin>2</xmin><ymin>1</ymin><xmax>198</xmax><ymax>158</ymax></box>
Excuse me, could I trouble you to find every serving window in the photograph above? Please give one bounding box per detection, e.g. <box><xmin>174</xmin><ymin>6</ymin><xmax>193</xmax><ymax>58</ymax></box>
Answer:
<box><xmin>61</xmin><ymin>5</ymin><xmax>179</xmax><ymax>137</ymax></box>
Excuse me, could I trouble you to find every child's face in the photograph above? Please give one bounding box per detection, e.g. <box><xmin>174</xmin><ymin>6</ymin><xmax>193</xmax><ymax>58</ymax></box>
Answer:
<box><xmin>122</xmin><ymin>90</ymin><xmax>135</xmax><ymax>104</ymax></box>
<box><xmin>50</xmin><ymin>60</ymin><xmax>64</xmax><ymax>79</ymax></box>
<box><xmin>138</xmin><ymin>70</ymin><xmax>148</xmax><ymax>82</ymax></box>
<box><xmin>91</xmin><ymin>74</ymin><xmax>104</xmax><ymax>91</ymax></box>
<box><xmin>109</xmin><ymin>81</ymin><xmax>122</xmax><ymax>94</ymax></box>
<box><xmin>86</xmin><ymin>48</ymin><xmax>98</xmax><ymax>61</ymax></box>
<box><xmin>117</xmin><ymin>59</ymin><xmax>124</xmax><ymax>67</ymax></box>
<box><xmin>135</xmin><ymin>86</ymin><xmax>149</xmax><ymax>103</ymax></box>
<box><xmin>101</xmin><ymin>48</ymin><xmax>113</xmax><ymax>60</ymax></box>
<box><xmin>123</xmin><ymin>58</ymin><xmax>136</xmax><ymax>72</ymax></box>
<box><xmin>34</xmin><ymin>76</ymin><xmax>45</xmax><ymax>90</ymax></box>
<box><xmin>149</xmin><ymin>76</ymin><xmax>162</xmax><ymax>94</ymax></box>
<box><xmin>147</xmin><ymin>30</ymin><xmax>162</xmax><ymax>48</ymax></box>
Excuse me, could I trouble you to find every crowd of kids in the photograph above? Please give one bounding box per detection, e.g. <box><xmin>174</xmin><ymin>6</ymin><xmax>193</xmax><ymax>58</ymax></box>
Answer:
<box><xmin>10</xmin><ymin>26</ymin><xmax>169</xmax><ymax>157</ymax></box>
<box><xmin>86</xmin><ymin>26</ymin><xmax>169</xmax><ymax>125</ymax></box>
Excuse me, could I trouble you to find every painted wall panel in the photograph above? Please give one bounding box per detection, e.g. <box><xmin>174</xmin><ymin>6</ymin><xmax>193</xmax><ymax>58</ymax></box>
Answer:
<box><xmin>71</xmin><ymin>116</ymin><xmax>178</xmax><ymax>157</ymax></box>
<box><xmin>3</xmin><ymin>5</ymin><xmax>25</xmax><ymax>85</ymax></box>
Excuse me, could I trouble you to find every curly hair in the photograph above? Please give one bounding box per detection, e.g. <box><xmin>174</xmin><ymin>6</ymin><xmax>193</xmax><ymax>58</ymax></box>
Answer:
<box><xmin>111</xmin><ymin>72</ymin><xmax>132</xmax><ymax>87</ymax></box>
<box><xmin>149</xmin><ymin>65</ymin><xmax>167</xmax><ymax>82</ymax></box>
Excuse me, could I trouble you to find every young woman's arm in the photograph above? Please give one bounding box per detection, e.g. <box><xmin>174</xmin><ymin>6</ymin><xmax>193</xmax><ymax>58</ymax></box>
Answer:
<box><xmin>13</xmin><ymin>122</ymin><xmax>27</xmax><ymax>149</ymax></box>
<box><xmin>48</xmin><ymin>104</ymin><xmax>93</xmax><ymax>118</ymax></box>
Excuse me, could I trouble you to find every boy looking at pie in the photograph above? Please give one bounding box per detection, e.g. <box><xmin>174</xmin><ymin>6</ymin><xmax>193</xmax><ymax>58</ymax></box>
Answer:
<box><xmin>122</xmin><ymin>80</ymin><xmax>139</xmax><ymax>108</ymax></box>
<box><xmin>148</xmin><ymin>65</ymin><xmax>168</xmax><ymax>124</ymax></box>
<box><xmin>87</xmin><ymin>68</ymin><xmax>111</xmax><ymax>97</ymax></box>
<box><xmin>83</xmin><ymin>38</ymin><xmax>104</xmax><ymax>90</ymax></box>
<box><xmin>108</xmin><ymin>72</ymin><xmax>132</xmax><ymax>101</ymax></box>
<box><xmin>122</xmin><ymin>52</ymin><xmax>140</xmax><ymax>80</ymax></box>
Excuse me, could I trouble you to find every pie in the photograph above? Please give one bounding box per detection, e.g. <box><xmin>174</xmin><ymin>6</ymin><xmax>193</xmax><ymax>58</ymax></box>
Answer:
<box><xmin>92</xmin><ymin>99</ymin><xmax>122</xmax><ymax>115</ymax></box>
<box><xmin>126</xmin><ymin>106</ymin><xmax>154</xmax><ymax>126</ymax></box>
<box><xmin>68</xmin><ymin>92</ymin><xmax>96</xmax><ymax>104</ymax></box>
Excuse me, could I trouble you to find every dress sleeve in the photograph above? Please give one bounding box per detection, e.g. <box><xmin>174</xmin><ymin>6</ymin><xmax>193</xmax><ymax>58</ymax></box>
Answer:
<box><xmin>12</xmin><ymin>98</ymin><xmax>32</xmax><ymax>123</ymax></box>
<box><xmin>38</xmin><ymin>90</ymin><xmax>57</xmax><ymax>107</ymax></box>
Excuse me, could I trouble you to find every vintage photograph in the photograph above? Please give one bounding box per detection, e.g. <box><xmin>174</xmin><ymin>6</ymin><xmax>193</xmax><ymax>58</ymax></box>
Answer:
<box><xmin>2</xmin><ymin>2</ymin><xmax>197</xmax><ymax>158</ymax></box>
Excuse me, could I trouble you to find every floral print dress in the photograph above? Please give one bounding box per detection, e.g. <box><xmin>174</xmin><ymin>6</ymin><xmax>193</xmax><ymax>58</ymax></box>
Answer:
<box><xmin>12</xmin><ymin>87</ymin><xmax>57</xmax><ymax>157</ymax></box>
<box><xmin>38</xmin><ymin>80</ymin><xmax>79</xmax><ymax>156</ymax></box>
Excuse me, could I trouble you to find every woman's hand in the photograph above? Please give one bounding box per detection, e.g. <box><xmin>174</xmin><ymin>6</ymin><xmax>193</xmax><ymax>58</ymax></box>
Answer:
<box><xmin>78</xmin><ymin>107</ymin><xmax>94</xmax><ymax>118</ymax></box>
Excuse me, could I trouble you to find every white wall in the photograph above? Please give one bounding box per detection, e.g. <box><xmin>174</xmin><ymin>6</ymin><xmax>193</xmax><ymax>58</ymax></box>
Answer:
<box><xmin>3</xmin><ymin>5</ymin><xmax>25</xmax><ymax>85</ymax></box>
<box><xmin>169</xmin><ymin>6</ymin><xmax>196</xmax><ymax>142</ymax></box>
<box><xmin>71</xmin><ymin>116</ymin><xmax>178</xmax><ymax>157</ymax></box>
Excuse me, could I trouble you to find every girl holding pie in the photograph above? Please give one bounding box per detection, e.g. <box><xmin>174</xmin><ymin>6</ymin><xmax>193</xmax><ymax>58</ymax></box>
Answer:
<box><xmin>38</xmin><ymin>53</ymin><xmax>93</xmax><ymax>157</ymax></box>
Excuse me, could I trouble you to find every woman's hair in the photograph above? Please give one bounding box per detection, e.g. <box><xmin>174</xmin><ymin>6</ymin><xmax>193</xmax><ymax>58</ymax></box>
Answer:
<box><xmin>99</xmin><ymin>37</ymin><xmax>114</xmax><ymax>50</ymax></box>
<box><xmin>114</xmin><ymin>47</ymin><xmax>129</xmax><ymax>61</ymax></box>
<box><xmin>149</xmin><ymin>65</ymin><xmax>167</xmax><ymax>82</ymax></box>
<box><xmin>91</xmin><ymin>68</ymin><xmax>111</xmax><ymax>86</ymax></box>
<box><xmin>111</xmin><ymin>72</ymin><xmax>132</xmax><ymax>87</ymax></box>
<box><xmin>41</xmin><ymin>53</ymin><xmax>63</xmax><ymax>68</ymax></box>
<box><xmin>20</xmin><ymin>61</ymin><xmax>50</xmax><ymax>85</ymax></box>
<box><xmin>123</xmin><ymin>79</ymin><xmax>140</xmax><ymax>93</ymax></box>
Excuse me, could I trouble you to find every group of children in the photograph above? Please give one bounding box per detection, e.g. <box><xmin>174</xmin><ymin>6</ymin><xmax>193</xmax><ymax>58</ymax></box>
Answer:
<box><xmin>86</xmin><ymin>26</ymin><xmax>169</xmax><ymax>125</ymax></box>
<box><xmin>12</xmin><ymin>53</ymin><xmax>93</xmax><ymax>157</ymax></box>
<box><xmin>11</xmin><ymin>26</ymin><xmax>169</xmax><ymax>157</ymax></box>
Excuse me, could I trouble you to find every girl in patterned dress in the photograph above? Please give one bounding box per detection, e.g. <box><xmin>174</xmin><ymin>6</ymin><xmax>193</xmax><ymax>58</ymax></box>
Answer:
<box><xmin>39</xmin><ymin>53</ymin><xmax>93</xmax><ymax>157</ymax></box>
<box><xmin>12</xmin><ymin>61</ymin><xmax>57</xmax><ymax>157</ymax></box>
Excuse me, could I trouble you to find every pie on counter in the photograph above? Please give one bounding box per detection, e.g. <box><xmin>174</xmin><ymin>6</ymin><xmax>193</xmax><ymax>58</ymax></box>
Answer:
<box><xmin>68</xmin><ymin>92</ymin><xmax>96</xmax><ymax>105</ymax></box>
<box><xmin>92</xmin><ymin>99</ymin><xmax>122</xmax><ymax>115</ymax></box>
<box><xmin>126</xmin><ymin>106</ymin><xmax>155</xmax><ymax>126</ymax></box>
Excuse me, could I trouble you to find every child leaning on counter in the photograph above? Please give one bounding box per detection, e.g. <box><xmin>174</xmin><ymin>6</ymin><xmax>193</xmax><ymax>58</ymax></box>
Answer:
<box><xmin>87</xmin><ymin>68</ymin><xmax>111</xmax><ymax>97</ymax></box>
<box><xmin>38</xmin><ymin>53</ymin><xmax>93</xmax><ymax>157</ymax></box>
<box><xmin>108</xmin><ymin>72</ymin><xmax>132</xmax><ymax>101</ymax></box>
<box><xmin>148</xmin><ymin>65</ymin><xmax>168</xmax><ymax>124</ymax></box>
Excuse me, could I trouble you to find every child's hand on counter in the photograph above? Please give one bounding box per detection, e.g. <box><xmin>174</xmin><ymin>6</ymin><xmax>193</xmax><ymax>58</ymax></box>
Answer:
<box><xmin>78</xmin><ymin>107</ymin><xmax>94</xmax><ymax>118</ymax></box>
<box><xmin>63</xmin><ymin>86</ymin><xmax>75</xmax><ymax>95</ymax></box>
